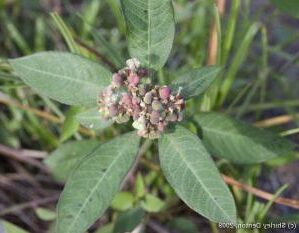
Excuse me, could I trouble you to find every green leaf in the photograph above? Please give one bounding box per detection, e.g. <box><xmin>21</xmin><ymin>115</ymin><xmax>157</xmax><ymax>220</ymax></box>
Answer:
<box><xmin>0</xmin><ymin>220</ymin><xmax>29</xmax><ymax>233</ymax></box>
<box><xmin>159</xmin><ymin>126</ymin><xmax>236</xmax><ymax>224</ymax></box>
<box><xmin>121</xmin><ymin>0</ymin><xmax>175</xmax><ymax>70</ymax></box>
<box><xmin>140</xmin><ymin>194</ymin><xmax>165</xmax><ymax>213</ymax></box>
<box><xmin>271</xmin><ymin>0</ymin><xmax>299</xmax><ymax>18</ymax></box>
<box><xmin>51</xmin><ymin>12</ymin><xmax>80</xmax><ymax>53</ymax></box>
<box><xmin>134</xmin><ymin>173</ymin><xmax>146</xmax><ymax>199</ymax></box>
<box><xmin>113</xmin><ymin>208</ymin><xmax>145</xmax><ymax>233</ymax></box>
<box><xmin>111</xmin><ymin>192</ymin><xmax>135</xmax><ymax>211</ymax></box>
<box><xmin>195</xmin><ymin>112</ymin><xmax>295</xmax><ymax>164</ymax></box>
<box><xmin>9</xmin><ymin>52</ymin><xmax>111</xmax><ymax>106</ymax></box>
<box><xmin>56</xmin><ymin>132</ymin><xmax>140</xmax><ymax>233</ymax></box>
<box><xmin>60</xmin><ymin>106</ymin><xmax>81</xmax><ymax>142</ymax></box>
<box><xmin>170</xmin><ymin>66</ymin><xmax>221</xmax><ymax>99</ymax></box>
<box><xmin>76</xmin><ymin>107</ymin><xmax>113</xmax><ymax>130</ymax></box>
<box><xmin>95</xmin><ymin>224</ymin><xmax>114</xmax><ymax>233</ymax></box>
<box><xmin>35</xmin><ymin>208</ymin><xmax>56</xmax><ymax>221</ymax></box>
<box><xmin>45</xmin><ymin>140</ymin><xmax>99</xmax><ymax>181</ymax></box>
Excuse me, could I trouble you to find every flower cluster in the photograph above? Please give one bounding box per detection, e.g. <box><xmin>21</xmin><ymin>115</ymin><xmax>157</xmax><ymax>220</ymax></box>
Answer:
<box><xmin>98</xmin><ymin>58</ymin><xmax>185</xmax><ymax>139</ymax></box>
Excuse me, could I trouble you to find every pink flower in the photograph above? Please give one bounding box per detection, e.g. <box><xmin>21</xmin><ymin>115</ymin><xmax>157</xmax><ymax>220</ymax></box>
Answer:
<box><xmin>150</xmin><ymin>111</ymin><xmax>160</xmax><ymax>124</ymax></box>
<box><xmin>98</xmin><ymin>58</ymin><xmax>186</xmax><ymax>139</ymax></box>
<box><xmin>159</xmin><ymin>86</ymin><xmax>171</xmax><ymax>100</ymax></box>
<box><xmin>121</xmin><ymin>93</ymin><xmax>132</xmax><ymax>107</ymax></box>
<box><xmin>109</xmin><ymin>105</ymin><xmax>118</xmax><ymax>117</ymax></box>
<box><xmin>112</xmin><ymin>73</ymin><xmax>122</xmax><ymax>87</ymax></box>
<box><xmin>128</xmin><ymin>74</ymin><xmax>140</xmax><ymax>86</ymax></box>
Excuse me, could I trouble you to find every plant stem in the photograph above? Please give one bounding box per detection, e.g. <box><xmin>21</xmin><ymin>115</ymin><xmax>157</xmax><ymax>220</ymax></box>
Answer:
<box><xmin>280</xmin><ymin>128</ymin><xmax>299</xmax><ymax>137</ymax></box>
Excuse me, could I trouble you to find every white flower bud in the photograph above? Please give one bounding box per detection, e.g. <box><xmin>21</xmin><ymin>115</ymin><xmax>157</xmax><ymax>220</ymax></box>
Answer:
<box><xmin>115</xmin><ymin>114</ymin><xmax>130</xmax><ymax>123</ymax></box>
<box><xmin>132</xmin><ymin>116</ymin><xmax>146</xmax><ymax>130</ymax></box>
<box><xmin>126</xmin><ymin>58</ymin><xmax>140</xmax><ymax>71</ymax></box>
<box><xmin>143</xmin><ymin>92</ymin><xmax>152</xmax><ymax>104</ymax></box>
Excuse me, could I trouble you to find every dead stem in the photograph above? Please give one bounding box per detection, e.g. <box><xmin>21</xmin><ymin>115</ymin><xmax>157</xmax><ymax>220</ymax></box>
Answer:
<box><xmin>141</xmin><ymin>158</ymin><xmax>299</xmax><ymax>210</ymax></box>
<box><xmin>0</xmin><ymin>144</ymin><xmax>49</xmax><ymax>173</ymax></box>
<box><xmin>207</xmin><ymin>0</ymin><xmax>225</xmax><ymax>65</ymax></box>
<box><xmin>254</xmin><ymin>114</ymin><xmax>299</xmax><ymax>128</ymax></box>
<box><xmin>0</xmin><ymin>95</ymin><xmax>95</xmax><ymax>137</ymax></box>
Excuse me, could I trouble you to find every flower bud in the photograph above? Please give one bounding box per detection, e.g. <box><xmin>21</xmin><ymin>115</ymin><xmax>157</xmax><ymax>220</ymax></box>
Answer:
<box><xmin>112</xmin><ymin>73</ymin><xmax>122</xmax><ymax>87</ymax></box>
<box><xmin>126</xmin><ymin>58</ymin><xmax>140</xmax><ymax>71</ymax></box>
<box><xmin>159</xmin><ymin>86</ymin><xmax>171</xmax><ymax>100</ymax></box>
<box><xmin>143</xmin><ymin>92</ymin><xmax>152</xmax><ymax>105</ymax></box>
<box><xmin>115</xmin><ymin>114</ymin><xmax>130</xmax><ymax>123</ymax></box>
<box><xmin>138</xmin><ymin>84</ymin><xmax>147</xmax><ymax>96</ymax></box>
<box><xmin>121</xmin><ymin>93</ymin><xmax>132</xmax><ymax>106</ymax></box>
<box><xmin>166</xmin><ymin>112</ymin><xmax>177</xmax><ymax>122</ymax></box>
<box><xmin>150</xmin><ymin>111</ymin><xmax>160</xmax><ymax>124</ymax></box>
<box><xmin>152</xmin><ymin>100</ymin><xmax>163</xmax><ymax>111</ymax></box>
<box><xmin>109</xmin><ymin>105</ymin><xmax>118</xmax><ymax>117</ymax></box>
<box><xmin>133</xmin><ymin>109</ymin><xmax>141</xmax><ymax>120</ymax></box>
<box><xmin>132</xmin><ymin>116</ymin><xmax>146</xmax><ymax>130</ymax></box>
<box><xmin>128</xmin><ymin>74</ymin><xmax>140</xmax><ymax>86</ymax></box>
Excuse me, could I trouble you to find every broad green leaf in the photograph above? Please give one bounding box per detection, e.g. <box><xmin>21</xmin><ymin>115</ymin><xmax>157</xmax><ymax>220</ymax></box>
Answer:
<box><xmin>140</xmin><ymin>194</ymin><xmax>165</xmax><ymax>213</ymax></box>
<box><xmin>170</xmin><ymin>66</ymin><xmax>221</xmax><ymax>99</ymax></box>
<box><xmin>111</xmin><ymin>192</ymin><xmax>135</xmax><ymax>211</ymax></box>
<box><xmin>9</xmin><ymin>52</ymin><xmax>111</xmax><ymax>106</ymax></box>
<box><xmin>271</xmin><ymin>0</ymin><xmax>299</xmax><ymax>18</ymax></box>
<box><xmin>76</xmin><ymin>107</ymin><xmax>113</xmax><ymax>130</ymax></box>
<box><xmin>35</xmin><ymin>208</ymin><xmax>56</xmax><ymax>221</ymax></box>
<box><xmin>159</xmin><ymin>126</ymin><xmax>236</xmax><ymax>224</ymax></box>
<box><xmin>60</xmin><ymin>106</ymin><xmax>82</xmax><ymax>142</ymax></box>
<box><xmin>121</xmin><ymin>0</ymin><xmax>175</xmax><ymax>70</ymax></box>
<box><xmin>45</xmin><ymin>140</ymin><xmax>99</xmax><ymax>181</ymax></box>
<box><xmin>113</xmin><ymin>208</ymin><xmax>145</xmax><ymax>233</ymax></box>
<box><xmin>195</xmin><ymin>112</ymin><xmax>295</xmax><ymax>164</ymax></box>
<box><xmin>0</xmin><ymin>220</ymin><xmax>29</xmax><ymax>233</ymax></box>
<box><xmin>56</xmin><ymin>132</ymin><xmax>140</xmax><ymax>233</ymax></box>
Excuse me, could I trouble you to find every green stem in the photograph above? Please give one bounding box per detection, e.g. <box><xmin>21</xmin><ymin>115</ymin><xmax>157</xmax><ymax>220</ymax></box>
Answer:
<box><xmin>221</xmin><ymin>0</ymin><xmax>240</xmax><ymax>64</ymax></box>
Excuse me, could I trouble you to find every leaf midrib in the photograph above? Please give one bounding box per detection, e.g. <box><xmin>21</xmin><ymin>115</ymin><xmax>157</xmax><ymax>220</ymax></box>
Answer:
<box><xmin>65</xmin><ymin>146</ymin><xmax>128</xmax><ymax>233</ymax></box>
<box><xmin>164</xmin><ymin>133</ymin><xmax>233</xmax><ymax>222</ymax></box>
<box><xmin>14</xmin><ymin>63</ymin><xmax>101</xmax><ymax>88</ymax></box>
<box><xmin>147</xmin><ymin>0</ymin><xmax>151</xmax><ymax>70</ymax></box>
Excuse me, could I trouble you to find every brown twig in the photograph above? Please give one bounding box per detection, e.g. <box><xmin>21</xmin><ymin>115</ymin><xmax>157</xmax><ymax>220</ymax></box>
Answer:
<box><xmin>207</xmin><ymin>0</ymin><xmax>226</xmax><ymax>65</ymax></box>
<box><xmin>0</xmin><ymin>144</ymin><xmax>49</xmax><ymax>173</ymax></box>
<box><xmin>0</xmin><ymin>194</ymin><xmax>59</xmax><ymax>216</ymax></box>
<box><xmin>75</xmin><ymin>38</ymin><xmax>117</xmax><ymax>71</ymax></box>
<box><xmin>0</xmin><ymin>95</ymin><xmax>95</xmax><ymax>137</ymax></box>
<box><xmin>254</xmin><ymin>114</ymin><xmax>299</xmax><ymax>128</ymax></box>
<box><xmin>140</xmin><ymin>158</ymin><xmax>299</xmax><ymax>210</ymax></box>
<box><xmin>222</xmin><ymin>175</ymin><xmax>299</xmax><ymax>209</ymax></box>
<box><xmin>0</xmin><ymin>96</ymin><xmax>62</xmax><ymax>123</ymax></box>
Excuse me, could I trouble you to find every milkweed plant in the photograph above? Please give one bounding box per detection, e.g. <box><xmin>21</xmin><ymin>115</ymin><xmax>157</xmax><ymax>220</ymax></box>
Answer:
<box><xmin>8</xmin><ymin>0</ymin><xmax>295</xmax><ymax>233</ymax></box>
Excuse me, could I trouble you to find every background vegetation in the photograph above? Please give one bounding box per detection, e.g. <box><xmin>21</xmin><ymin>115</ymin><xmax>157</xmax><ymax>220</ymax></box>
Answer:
<box><xmin>0</xmin><ymin>0</ymin><xmax>298</xmax><ymax>232</ymax></box>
